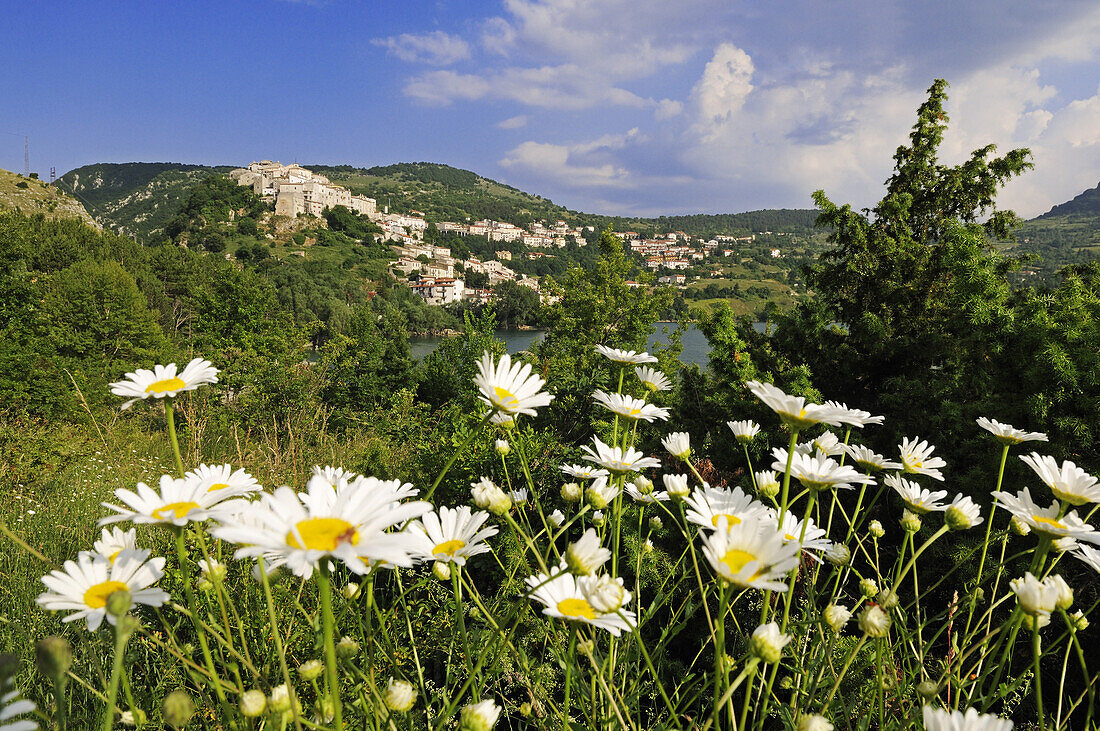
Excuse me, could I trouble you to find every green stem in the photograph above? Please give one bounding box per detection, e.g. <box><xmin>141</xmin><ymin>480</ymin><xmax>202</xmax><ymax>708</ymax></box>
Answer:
<box><xmin>1033</xmin><ymin>625</ymin><xmax>1045</xmax><ymax>731</ymax></box>
<box><xmin>101</xmin><ymin>621</ymin><xmax>132</xmax><ymax>731</ymax></box>
<box><xmin>317</xmin><ymin>566</ymin><xmax>344</xmax><ymax>730</ymax></box>
<box><xmin>53</xmin><ymin>671</ymin><xmax>68</xmax><ymax>731</ymax></box>
<box><xmin>964</xmin><ymin>444</ymin><xmax>1009</xmax><ymax>637</ymax></box>
<box><xmin>713</xmin><ymin>582</ymin><xmax>729</xmax><ymax>730</ymax></box>
<box><xmin>164</xmin><ymin>400</ymin><xmax>185</xmax><ymax>478</ymax></box>
<box><xmin>822</xmin><ymin>635</ymin><xmax>867</xmax><ymax>713</ymax></box>
<box><xmin>451</xmin><ymin>566</ymin><xmax>478</xmax><ymax>698</ymax></box>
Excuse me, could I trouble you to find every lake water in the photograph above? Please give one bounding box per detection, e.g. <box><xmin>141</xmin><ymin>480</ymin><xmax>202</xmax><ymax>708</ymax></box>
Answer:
<box><xmin>409</xmin><ymin>322</ymin><xmax>766</xmax><ymax>365</ymax></box>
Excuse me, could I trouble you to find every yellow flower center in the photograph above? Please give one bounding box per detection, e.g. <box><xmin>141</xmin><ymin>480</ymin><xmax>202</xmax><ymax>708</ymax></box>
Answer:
<box><xmin>108</xmin><ymin>550</ymin><xmax>121</xmax><ymax>564</ymax></box>
<box><xmin>785</xmin><ymin>533</ymin><xmax>797</xmax><ymax>541</ymax></box>
<box><xmin>145</xmin><ymin>377</ymin><xmax>186</xmax><ymax>394</ymax></box>
<box><xmin>628</xmin><ymin>407</ymin><xmax>643</xmax><ymax>417</ymax></box>
<box><xmin>1032</xmin><ymin>516</ymin><xmax>1065</xmax><ymax>532</ymax></box>
<box><xmin>83</xmin><ymin>580</ymin><xmax>129</xmax><ymax>609</ymax></box>
<box><xmin>286</xmin><ymin>518</ymin><xmax>360</xmax><ymax>551</ymax></box>
<box><xmin>207</xmin><ymin>482</ymin><xmax>230</xmax><ymax>492</ymax></box>
<box><xmin>493</xmin><ymin>386</ymin><xmax>519</xmax><ymax>410</ymax></box>
<box><xmin>432</xmin><ymin>539</ymin><xmax>466</xmax><ymax>557</ymax></box>
<box><xmin>711</xmin><ymin>513</ymin><xmax>743</xmax><ymax>528</ymax></box>
<box><xmin>557</xmin><ymin>597</ymin><xmax>597</xmax><ymax>620</ymax></box>
<box><xmin>152</xmin><ymin>501</ymin><xmax>200</xmax><ymax>521</ymax></box>
<box><xmin>721</xmin><ymin>548</ymin><xmax>759</xmax><ymax>577</ymax></box>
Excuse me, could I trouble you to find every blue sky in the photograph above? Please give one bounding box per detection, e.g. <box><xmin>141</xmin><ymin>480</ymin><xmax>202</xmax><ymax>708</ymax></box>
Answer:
<box><xmin>2</xmin><ymin>0</ymin><xmax>1098</xmax><ymax>218</ymax></box>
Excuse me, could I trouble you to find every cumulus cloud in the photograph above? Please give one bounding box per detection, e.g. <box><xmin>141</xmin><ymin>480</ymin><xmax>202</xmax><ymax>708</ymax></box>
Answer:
<box><xmin>655</xmin><ymin>99</ymin><xmax>684</xmax><ymax>120</ymax></box>
<box><xmin>499</xmin><ymin>129</ymin><xmax>646</xmax><ymax>187</ymax></box>
<box><xmin>691</xmin><ymin>43</ymin><xmax>754</xmax><ymax>138</ymax></box>
<box><xmin>497</xmin><ymin>115</ymin><xmax>529</xmax><ymax>129</ymax></box>
<box><xmin>373</xmin><ymin>31</ymin><xmax>471</xmax><ymax>66</ymax></box>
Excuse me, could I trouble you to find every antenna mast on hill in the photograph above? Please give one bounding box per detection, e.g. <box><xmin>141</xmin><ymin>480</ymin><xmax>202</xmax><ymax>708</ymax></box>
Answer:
<box><xmin>50</xmin><ymin>167</ymin><xmax>55</xmax><ymax>183</ymax></box>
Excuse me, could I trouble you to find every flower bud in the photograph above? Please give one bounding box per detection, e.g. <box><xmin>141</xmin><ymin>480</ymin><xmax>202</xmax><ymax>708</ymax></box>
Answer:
<box><xmin>549</xmin><ymin>509</ymin><xmax>565</xmax><ymax>527</ymax></box>
<box><xmin>591</xmin><ymin>510</ymin><xmax>606</xmax><ymax>528</ymax></box>
<box><xmin>858</xmin><ymin>605</ymin><xmax>891</xmax><ymax>638</ymax></box>
<box><xmin>824</xmin><ymin>543</ymin><xmax>850</xmax><ymax>566</ymax></box>
<box><xmin>1047</xmin><ymin>575</ymin><xmax>1073</xmax><ymax>611</ymax></box>
<box><xmin>632</xmin><ymin>476</ymin><xmax>654</xmax><ymax>495</ymax></box>
<box><xmin>859</xmin><ymin>578</ymin><xmax>879</xmax><ymax>598</ymax></box>
<box><xmin>576</xmin><ymin>639</ymin><xmax>594</xmax><ymax>656</ymax></box>
<box><xmin>106</xmin><ymin>588</ymin><xmax>132</xmax><ymax>618</ymax></box>
<box><xmin>878</xmin><ymin>588</ymin><xmax>899</xmax><ymax>610</ymax></box>
<box><xmin>269</xmin><ymin>684</ymin><xmax>292</xmax><ymax>713</ymax></box>
<box><xmin>494</xmin><ymin>439</ymin><xmax>510</xmax><ymax>455</ymax></box>
<box><xmin>519</xmin><ymin>702</ymin><xmax>533</xmax><ymax>717</ymax></box>
<box><xmin>298</xmin><ymin>659</ymin><xmax>324</xmax><ymax>682</ymax></box>
<box><xmin>343</xmin><ymin>583</ymin><xmax>360</xmax><ymax>600</ymax></box>
<box><xmin>649</xmin><ymin>516</ymin><xmax>663</xmax><ymax>532</ymax></box>
<box><xmin>566</xmin><ymin>529</ymin><xmax>610</xmax><ymax>575</ymax></box>
<box><xmin>1053</xmin><ymin>537</ymin><xmax>1077</xmax><ymax>553</ymax></box>
<box><xmin>561</xmin><ymin>482</ymin><xmax>583</xmax><ymax>503</ymax></box>
<box><xmin>1023</xmin><ymin>612</ymin><xmax>1051</xmax><ymax>631</ymax></box>
<box><xmin>197</xmin><ymin>578</ymin><xmax>214</xmax><ymax>593</ymax></box>
<box><xmin>199</xmin><ymin>558</ymin><xmax>227</xmax><ymax>582</ymax></box>
<box><xmin>1010</xmin><ymin>515</ymin><xmax>1031</xmax><ymax>536</ymax></box>
<box><xmin>916</xmin><ymin>680</ymin><xmax>939</xmax><ymax>700</ymax></box>
<box><xmin>1070</xmin><ymin>610</ymin><xmax>1089</xmax><ymax>631</ymax></box>
<box><xmin>798</xmin><ymin>715</ymin><xmax>834</xmax><ymax>731</ymax></box>
<box><xmin>433</xmin><ymin>561</ymin><xmax>452</xmax><ymax>581</ymax></box>
<box><xmin>900</xmin><ymin>510</ymin><xmax>921</xmax><ymax>533</ymax></box>
<box><xmin>460</xmin><ymin>698</ymin><xmax>502</xmax><ymax>731</ymax></box>
<box><xmin>163</xmin><ymin>690</ymin><xmax>196</xmax><ymax>728</ymax></box>
<box><xmin>336</xmin><ymin>636</ymin><xmax>360</xmax><ymax>659</ymax></box>
<box><xmin>240</xmin><ymin>689</ymin><xmax>267</xmax><ymax>717</ymax></box>
<box><xmin>749</xmin><ymin>622</ymin><xmax>791</xmax><ymax>663</ymax></box>
<box><xmin>823</xmin><ymin>604</ymin><xmax>851</xmax><ymax>633</ymax></box>
<box><xmin>315</xmin><ymin>696</ymin><xmax>335</xmax><ymax>723</ymax></box>
<box><xmin>385</xmin><ymin>678</ymin><xmax>417</xmax><ymax>712</ymax></box>
<box><xmin>121</xmin><ymin>709</ymin><xmax>147</xmax><ymax>726</ymax></box>
<box><xmin>643</xmin><ymin>539</ymin><xmax>654</xmax><ymax>554</ymax></box>
<box><xmin>35</xmin><ymin>636</ymin><xmax>73</xmax><ymax>678</ymax></box>
<box><xmin>868</xmin><ymin>520</ymin><xmax>885</xmax><ymax>538</ymax></box>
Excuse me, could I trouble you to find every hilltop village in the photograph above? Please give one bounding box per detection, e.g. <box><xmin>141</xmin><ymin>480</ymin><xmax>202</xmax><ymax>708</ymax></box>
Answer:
<box><xmin>230</xmin><ymin>161</ymin><xmax>785</xmax><ymax>307</ymax></box>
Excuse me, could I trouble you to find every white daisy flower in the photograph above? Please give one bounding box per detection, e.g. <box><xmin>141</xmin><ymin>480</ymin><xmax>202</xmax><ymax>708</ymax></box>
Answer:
<box><xmin>684</xmin><ymin>484</ymin><xmax>770</xmax><ymax>531</ymax></box>
<box><xmin>384</xmin><ymin>678</ymin><xmax>416</xmax><ymax>713</ymax></box>
<box><xmin>100</xmin><ymin>473</ymin><xmax>247</xmax><ymax>527</ymax></box>
<box><xmin>755</xmin><ymin>470</ymin><xmax>781</xmax><ymax>497</ymax></box>
<box><xmin>549</xmin><ymin>509</ymin><xmax>566</xmax><ymax>527</ymax></box>
<box><xmin>594</xmin><ymin>345</ymin><xmax>657</xmax><ymax>365</ymax></box>
<box><xmin>489</xmin><ymin>412</ymin><xmax>516</xmax><ymax>427</ymax></box>
<box><xmin>809</xmin><ymin>431</ymin><xmax>846</xmax><ymax>457</ymax></box>
<box><xmin>526</xmin><ymin>569</ymin><xmax>636</xmax><ymax>636</ymax></box>
<box><xmin>409</xmin><ymin>506</ymin><xmax>498</xmax><ymax>566</ymax></box>
<box><xmin>310</xmin><ymin>465</ymin><xmax>361</xmax><ymax>488</ymax></box>
<box><xmin>976</xmin><ymin>417</ymin><xmax>1048</xmax><ymax>446</ymax></box>
<box><xmin>473</xmin><ymin>351</ymin><xmax>553</xmax><ymax>417</ymax></box>
<box><xmin>37</xmin><ymin>549</ymin><xmax>168</xmax><ymax>631</ymax></box>
<box><xmin>1011</xmin><ymin>572</ymin><xmax>1060</xmax><ymax>618</ymax></box>
<box><xmin>727</xmin><ymin>420</ymin><xmax>761</xmax><ymax>442</ymax></box>
<box><xmin>661</xmin><ymin>432</ymin><xmax>691</xmax><ymax>459</ymax></box>
<box><xmin>898</xmin><ymin>437</ymin><xmax>947</xmax><ymax>481</ymax></box>
<box><xmin>768</xmin><ymin>509</ymin><xmax>833</xmax><ymax>557</ymax></box>
<box><xmin>0</xmin><ymin>668</ymin><xmax>37</xmax><ymax>731</ymax></box>
<box><xmin>1071</xmin><ymin>543</ymin><xmax>1100</xmax><ymax>574</ymax></box>
<box><xmin>635</xmin><ymin>366</ymin><xmax>672</xmax><ymax>392</ymax></box>
<box><xmin>213</xmin><ymin>482</ymin><xmax>431</xmax><ymax>579</ymax></box>
<box><xmin>592</xmin><ymin>390</ymin><xmax>670</xmax><ymax>422</ymax></box>
<box><xmin>581</xmin><ymin>573</ymin><xmax>628</xmax><ymax>613</ymax></box>
<box><xmin>580</xmin><ymin>437</ymin><xmax>661</xmax><ymax>475</ymax></box>
<box><xmin>470</xmin><ymin>477</ymin><xmax>512</xmax><ymax>515</ymax></box>
<box><xmin>921</xmin><ymin>705</ymin><xmax>1013</xmax><ymax>731</ymax></box>
<box><xmin>109</xmin><ymin>357</ymin><xmax>218</xmax><ymax>410</ymax></box>
<box><xmin>625</xmin><ymin>483</ymin><xmax>670</xmax><ymax>504</ymax></box>
<box><xmin>565</xmin><ymin>529</ymin><xmax>611</xmax><ymax>575</ymax></box>
<box><xmin>303</xmin><ymin>472</ymin><xmax>419</xmax><ymax>508</ymax></box>
<box><xmin>745</xmin><ymin>381</ymin><xmax>845</xmax><ymax>430</ymax></box>
<box><xmin>884</xmin><ymin>474</ymin><xmax>948</xmax><ymax>514</ymax></box>
<box><xmin>843</xmin><ymin>445</ymin><xmax>902</xmax><ymax>472</ymax></box>
<box><xmin>560</xmin><ymin>464</ymin><xmax>610</xmax><ymax>480</ymax></box>
<box><xmin>945</xmin><ymin>494</ymin><xmax>984</xmax><ymax>530</ymax></box>
<box><xmin>662</xmin><ymin>473</ymin><xmax>690</xmax><ymax>498</ymax></box>
<box><xmin>92</xmin><ymin>526</ymin><xmax>137</xmax><ymax>564</ymax></box>
<box><xmin>509</xmin><ymin>488</ymin><xmax>529</xmax><ymax>507</ymax></box>
<box><xmin>585</xmin><ymin>476</ymin><xmax>621</xmax><ymax>510</ymax></box>
<box><xmin>822</xmin><ymin>400</ymin><xmax>884</xmax><ymax>428</ymax></box>
<box><xmin>460</xmin><ymin>698</ymin><xmax>502</xmax><ymax>730</ymax></box>
<box><xmin>1019</xmin><ymin>452</ymin><xmax>1100</xmax><ymax>506</ymax></box>
<box><xmin>185</xmin><ymin>463</ymin><xmax>262</xmax><ymax>497</ymax></box>
<box><xmin>749</xmin><ymin>622</ymin><xmax>792</xmax><ymax>663</ymax></box>
<box><xmin>993</xmin><ymin>488</ymin><xmax>1100</xmax><ymax>543</ymax></box>
<box><xmin>700</xmin><ymin>517</ymin><xmax>801</xmax><ymax>591</ymax></box>
<box><xmin>775</xmin><ymin>451</ymin><xmax>875</xmax><ymax>492</ymax></box>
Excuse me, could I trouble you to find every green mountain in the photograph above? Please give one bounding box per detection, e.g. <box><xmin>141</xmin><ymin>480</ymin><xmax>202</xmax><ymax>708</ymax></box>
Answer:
<box><xmin>56</xmin><ymin>162</ymin><xmax>232</xmax><ymax>241</ymax></box>
<box><xmin>0</xmin><ymin>167</ymin><xmax>98</xmax><ymax>227</ymax></box>
<box><xmin>1006</xmin><ymin>181</ymin><xmax>1100</xmax><ymax>275</ymax></box>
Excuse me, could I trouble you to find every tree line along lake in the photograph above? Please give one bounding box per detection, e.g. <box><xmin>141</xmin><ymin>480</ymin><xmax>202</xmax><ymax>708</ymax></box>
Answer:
<box><xmin>409</xmin><ymin>322</ymin><xmax>769</xmax><ymax>365</ymax></box>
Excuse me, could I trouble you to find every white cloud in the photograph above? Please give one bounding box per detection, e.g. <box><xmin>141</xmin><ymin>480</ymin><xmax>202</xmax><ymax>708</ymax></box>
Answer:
<box><xmin>499</xmin><ymin>129</ymin><xmax>646</xmax><ymax>187</ymax></box>
<box><xmin>655</xmin><ymin>99</ymin><xmax>684</xmax><ymax>120</ymax></box>
<box><xmin>497</xmin><ymin>115</ymin><xmax>529</xmax><ymax>129</ymax></box>
<box><xmin>373</xmin><ymin>31</ymin><xmax>471</xmax><ymax>66</ymax></box>
<box><xmin>404</xmin><ymin>71</ymin><xmax>490</xmax><ymax>105</ymax></box>
<box><xmin>691</xmin><ymin>43</ymin><xmax>754</xmax><ymax>138</ymax></box>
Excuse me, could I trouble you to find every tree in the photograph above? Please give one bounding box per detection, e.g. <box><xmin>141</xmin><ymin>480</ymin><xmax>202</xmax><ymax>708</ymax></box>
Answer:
<box><xmin>491</xmin><ymin>280</ymin><xmax>540</xmax><ymax>328</ymax></box>
<box><xmin>236</xmin><ymin>217</ymin><xmax>259</xmax><ymax>237</ymax></box>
